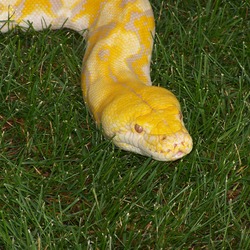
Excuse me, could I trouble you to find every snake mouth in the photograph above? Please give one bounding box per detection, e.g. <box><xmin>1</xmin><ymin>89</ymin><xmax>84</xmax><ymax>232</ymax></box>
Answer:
<box><xmin>142</xmin><ymin>141</ymin><xmax>193</xmax><ymax>161</ymax></box>
<box><xmin>162</xmin><ymin>149</ymin><xmax>189</xmax><ymax>161</ymax></box>
<box><xmin>135</xmin><ymin>129</ymin><xmax>193</xmax><ymax>161</ymax></box>
<box><xmin>113</xmin><ymin>130</ymin><xmax>193</xmax><ymax>161</ymax></box>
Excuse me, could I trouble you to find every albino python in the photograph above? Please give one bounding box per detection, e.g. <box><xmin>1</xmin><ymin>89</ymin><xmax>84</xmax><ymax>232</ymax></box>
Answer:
<box><xmin>0</xmin><ymin>0</ymin><xmax>192</xmax><ymax>161</ymax></box>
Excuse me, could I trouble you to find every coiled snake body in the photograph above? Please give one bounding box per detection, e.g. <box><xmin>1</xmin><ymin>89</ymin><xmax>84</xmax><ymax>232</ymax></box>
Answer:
<box><xmin>0</xmin><ymin>0</ymin><xmax>192</xmax><ymax>161</ymax></box>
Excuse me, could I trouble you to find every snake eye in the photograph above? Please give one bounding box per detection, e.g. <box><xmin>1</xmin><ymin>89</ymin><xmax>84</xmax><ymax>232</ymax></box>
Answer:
<box><xmin>134</xmin><ymin>124</ymin><xmax>143</xmax><ymax>133</ymax></box>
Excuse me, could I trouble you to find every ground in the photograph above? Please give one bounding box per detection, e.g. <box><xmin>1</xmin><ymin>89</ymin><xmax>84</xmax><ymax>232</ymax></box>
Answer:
<box><xmin>0</xmin><ymin>0</ymin><xmax>249</xmax><ymax>248</ymax></box>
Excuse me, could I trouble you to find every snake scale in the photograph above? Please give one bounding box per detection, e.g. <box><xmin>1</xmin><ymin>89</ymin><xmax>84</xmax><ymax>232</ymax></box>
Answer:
<box><xmin>0</xmin><ymin>0</ymin><xmax>192</xmax><ymax>161</ymax></box>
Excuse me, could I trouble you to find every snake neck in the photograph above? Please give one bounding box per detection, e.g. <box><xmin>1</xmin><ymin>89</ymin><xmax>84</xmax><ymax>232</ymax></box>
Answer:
<box><xmin>80</xmin><ymin>0</ymin><xmax>155</xmax><ymax>121</ymax></box>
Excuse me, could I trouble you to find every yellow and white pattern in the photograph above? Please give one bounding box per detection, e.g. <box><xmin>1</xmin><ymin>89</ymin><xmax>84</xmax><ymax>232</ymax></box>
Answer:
<box><xmin>0</xmin><ymin>0</ymin><xmax>193</xmax><ymax>161</ymax></box>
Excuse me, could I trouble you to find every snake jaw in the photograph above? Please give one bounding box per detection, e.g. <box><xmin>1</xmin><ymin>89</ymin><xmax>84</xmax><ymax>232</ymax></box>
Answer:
<box><xmin>142</xmin><ymin>130</ymin><xmax>192</xmax><ymax>161</ymax></box>
<box><xmin>112</xmin><ymin>122</ymin><xmax>193</xmax><ymax>161</ymax></box>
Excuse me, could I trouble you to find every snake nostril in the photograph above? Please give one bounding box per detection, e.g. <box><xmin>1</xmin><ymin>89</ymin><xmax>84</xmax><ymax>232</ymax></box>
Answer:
<box><xmin>134</xmin><ymin>124</ymin><xmax>143</xmax><ymax>133</ymax></box>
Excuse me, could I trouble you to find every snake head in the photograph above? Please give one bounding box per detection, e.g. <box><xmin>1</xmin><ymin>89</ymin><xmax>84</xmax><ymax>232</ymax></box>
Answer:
<box><xmin>101</xmin><ymin>85</ymin><xmax>193</xmax><ymax>161</ymax></box>
<box><xmin>128</xmin><ymin>110</ymin><xmax>193</xmax><ymax>161</ymax></box>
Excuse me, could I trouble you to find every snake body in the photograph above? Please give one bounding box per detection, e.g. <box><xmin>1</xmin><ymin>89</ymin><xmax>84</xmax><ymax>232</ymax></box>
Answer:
<box><xmin>0</xmin><ymin>0</ymin><xmax>192</xmax><ymax>161</ymax></box>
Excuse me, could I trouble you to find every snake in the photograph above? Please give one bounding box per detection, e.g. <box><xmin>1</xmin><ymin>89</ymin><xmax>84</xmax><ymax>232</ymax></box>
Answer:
<box><xmin>0</xmin><ymin>0</ymin><xmax>193</xmax><ymax>161</ymax></box>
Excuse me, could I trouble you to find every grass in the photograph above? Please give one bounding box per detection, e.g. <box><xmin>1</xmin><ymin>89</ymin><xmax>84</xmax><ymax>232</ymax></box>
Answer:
<box><xmin>0</xmin><ymin>0</ymin><xmax>249</xmax><ymax>249</ymax></box>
